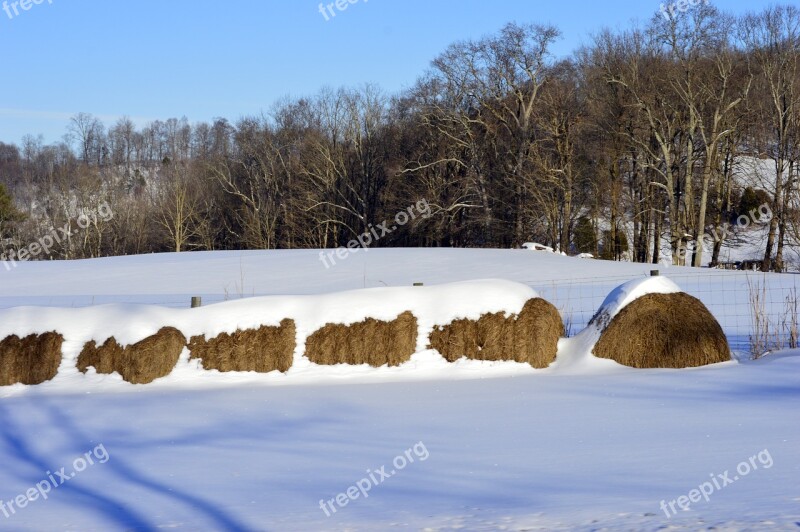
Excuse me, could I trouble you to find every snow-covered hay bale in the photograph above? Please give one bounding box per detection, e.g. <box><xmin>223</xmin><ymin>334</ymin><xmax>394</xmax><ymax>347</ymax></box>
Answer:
<box><xmin>590</xmin><ymin>279</ymin><xmax>730</xmax><ymax>368</ymax></box>
<box><xmin>428</xmin><ymin>298</ymin><xmax>563</xmax><ymax>368</ymax></box>
<box><xmin>0</xmin><ymin>279</ymin><xmax>555</xmax><ymax>386</ymax></box>
<box><xmin>77</xmin><ymin>327</ymin><xmax>187</xmax><ymax>384</ymax></box>
<box><xmin>305</xmin><ymin>312</ymin><xmax>417</xmax><ymax>367</ymax></box>
<box><xmin>188</xmin><ymin>319</ymin><xmax>295</xmax><ymax>373</ymax></box>
<box><xmin>0</xmin><ymin>332</ymin><xmax>64</xmax><ymax>386</ymax></box>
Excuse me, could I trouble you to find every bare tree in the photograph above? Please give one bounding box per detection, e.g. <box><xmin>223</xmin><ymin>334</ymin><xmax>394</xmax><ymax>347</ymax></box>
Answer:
<box><xmin>740</xmin><ymin>5</ymin><xmax>800</xmax><ymax>271</ymax></box>
<box><xmin>68</xmin><ymin>113</ymin><xmax>105</xmax><ymax>165</ymax></box>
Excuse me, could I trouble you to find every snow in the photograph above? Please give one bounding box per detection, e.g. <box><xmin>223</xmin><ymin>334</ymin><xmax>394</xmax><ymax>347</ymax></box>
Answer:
<box><xmin>0</xmin><ymin>279</ymin><xmax>540</xmax><ymax>351</ymax></box>
<box><xmin>522</xmin><ymin>242</ymin><xmax>555</xmax><ymax>252</ymax></box>
<box><xmin>735</xmin><ymin>155</ymin><xmax>786</xmax><ymax>193</ymax></box>
<box><xmin>0</xmin><ymin>249</ymin><xmax>798</xmax><ymax>531</ymax></box>
<box><xmin>0</xmin><ymin>279</ymin><xmax>546</xmax><ymax>395</ymax></box>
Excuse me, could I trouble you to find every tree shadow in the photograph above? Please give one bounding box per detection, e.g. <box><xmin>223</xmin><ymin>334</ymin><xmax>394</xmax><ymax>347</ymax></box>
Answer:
<box><xmin>0</xmin><ymin>392</ymin><xmax>345</xmax><ymax>531</ymax></box>
<box><xmin>0</xmin><ymin>401</ymin><xmax>154</xmax><ymax>530</ymax></box>
<box><xmin>40</xmin><ymin>394</ymin><xmax>342</xmax><ymax>531</ymax></box>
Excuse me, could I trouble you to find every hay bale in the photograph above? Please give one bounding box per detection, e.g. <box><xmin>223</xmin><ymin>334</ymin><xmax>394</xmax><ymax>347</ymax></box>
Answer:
<box><xmin>305</xmin><ymin>312</ymin><xmax>417</xmax><ymax>367</ymax></box>
<box><xmin>0</xmin><ymin>332</ymin><xmax>64</xmax><ymax>386</ymax></box>
<box><xmin>77</xmin><ymin>327</ymin><xmax>186</xmax><ymax>384</ymax></box>
<box><xmin>428</xmin><ymin>298</ymin><xmax>563</xmax><ymax>368</ymax></box>
<box><xmin>592</xmin><ymin>292</ymin><xmax>730</xmax><ymax>368</ymax></box>
<box><xmin>188</xmin><ymin>319</ymin><xmax>296</xmax><ymax>373</ymax></box>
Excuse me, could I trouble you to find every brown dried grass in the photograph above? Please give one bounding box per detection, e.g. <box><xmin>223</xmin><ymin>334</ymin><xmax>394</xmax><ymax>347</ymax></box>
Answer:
<box><xmin>77</xmin><ymin>327</ymin><xmax>186</xmax><ymax>384</ymax></box>
<box><xmin>428</xmin><ymin>298</ymin><xmax>563</xmax><ymax>368</ymax></box>
<box><xmin>188</xmin><ymin>319</ymin><xmax>296</xmax><ymax>373</ymax></box>
<box><xmin>592</xmin><ymin>293</ymin><xmax>731</xmax><ymax>368</ymax></box>
<box><xmin>305</xmin><ymin>312</ymin><xmax>417</xmax><ymax>367</ymax></box>
<box><xmin>0</xmin><ymin>332</ymin><xmax>64</xmax><ymax>386</ymax></box>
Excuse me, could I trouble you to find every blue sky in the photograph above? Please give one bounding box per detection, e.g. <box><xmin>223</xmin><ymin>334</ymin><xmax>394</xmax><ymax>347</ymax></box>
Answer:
<box><xmin>0</xmin><ymin>0</ymin><xmax>761</xmax><ymax>144</ymax></box>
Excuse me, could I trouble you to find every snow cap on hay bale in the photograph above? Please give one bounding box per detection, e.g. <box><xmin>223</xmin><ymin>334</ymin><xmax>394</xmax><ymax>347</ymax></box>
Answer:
<box><xmin>77</xmin><ymin>327</ymin><xmax>186</xmax><ymax>384</ymax></box>
<box><xmin>590</xmin><ymin>277</ymin><xmax>730</xmax><ymax>368</ymax></box>
<box><xmin>0</xmin><ymin>332</ymin><xmax>64</xmax><ymax>386</ymax></box>
<box><xmin>305</xmin><ymin>312</ymin><xmax>417</xmax><ymax>367</ymax></box>
<box><xmin>428</xmin><ymin>298</ymin><xmax>563</xmax><ymax>368</ymax></box>
<box><xmin>188</xmin><ymin>319</ymin><xmax>296</xmax><ymax>373</ymax></box>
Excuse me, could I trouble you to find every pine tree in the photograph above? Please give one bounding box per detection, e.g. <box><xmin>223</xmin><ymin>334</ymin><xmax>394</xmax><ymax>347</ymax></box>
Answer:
<box><xmin>0</xmin><ymin>183</ymin><xmax>23</xmax><ymax>238</ymax></box>
<box><xmin>573</xmin><ymin>216</ymin><xmax>597</xmax><ymax>254</ymax></box>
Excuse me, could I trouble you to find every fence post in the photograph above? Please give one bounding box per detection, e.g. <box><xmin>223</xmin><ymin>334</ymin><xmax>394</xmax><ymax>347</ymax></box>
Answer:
<box><xmin>191</xmin><ymin>296</ymin><xmax>202</xmax><ymax>308</ymax></box>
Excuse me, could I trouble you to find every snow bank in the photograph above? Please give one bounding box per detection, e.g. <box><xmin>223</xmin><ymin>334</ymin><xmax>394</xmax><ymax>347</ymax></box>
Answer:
<box><xmin>0</xmin><ymin>279</ymin><xmax>544</xmax><ymax>390</ymax></box>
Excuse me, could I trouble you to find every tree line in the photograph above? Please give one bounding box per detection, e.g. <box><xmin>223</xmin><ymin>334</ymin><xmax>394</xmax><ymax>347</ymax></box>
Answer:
<box><xmin>0</xmin><ymin>4</ymin><xmax>798</xmax><ymax>271</ymax></box>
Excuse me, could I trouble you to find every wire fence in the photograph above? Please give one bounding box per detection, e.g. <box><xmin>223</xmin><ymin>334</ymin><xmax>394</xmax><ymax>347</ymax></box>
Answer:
<box><xmin>0</xmin><ymin>269</ymin><xmax>797</xmax><ymax>358</ymax></box>
<box><xmin>0</xmin><ymin>294</ymin><xmax>265</xmax><ymax>309</ymax></box>
<box><xmin>523</xmin><ymin>270</ymin><xmax>800</xmax><ymax>356</ymax></box>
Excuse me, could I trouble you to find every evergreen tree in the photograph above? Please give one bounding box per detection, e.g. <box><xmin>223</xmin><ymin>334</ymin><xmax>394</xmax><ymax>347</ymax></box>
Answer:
<box><xmin>0</xmin><ymin>183</ymin><xmax>23</xmax><ymax>238</ymax></box>
<box><xmin>573</xmin><ymin>216</ymin><xmax>597</xmax><ymax>254</ymax></box>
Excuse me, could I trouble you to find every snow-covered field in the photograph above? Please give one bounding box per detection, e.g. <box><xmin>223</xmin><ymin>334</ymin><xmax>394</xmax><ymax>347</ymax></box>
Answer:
<box><xmin>1</xmin><ymin>249</ymin><xmax>798</xmax><ymax>531</ymax></box>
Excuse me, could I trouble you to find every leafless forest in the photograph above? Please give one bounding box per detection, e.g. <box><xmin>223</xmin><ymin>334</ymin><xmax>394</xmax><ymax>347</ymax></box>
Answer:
<box><xmin>1</xmin><ymin>4</ymin><xmax>798</xmax><ymax>270</ymax></box>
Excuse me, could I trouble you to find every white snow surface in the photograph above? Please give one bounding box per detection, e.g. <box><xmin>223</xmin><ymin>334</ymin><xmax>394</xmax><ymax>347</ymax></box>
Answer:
<box><xmin>0</xmin><ymin>249</ymin><xmax>798</xmax><ymax>531</ymax></box>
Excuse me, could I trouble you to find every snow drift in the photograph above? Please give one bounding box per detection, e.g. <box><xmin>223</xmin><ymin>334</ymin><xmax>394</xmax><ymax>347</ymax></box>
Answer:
<box><xmin>0</xmin><ymin>280</ymin><xmax>560</xmax><ymax>387</ymax></box>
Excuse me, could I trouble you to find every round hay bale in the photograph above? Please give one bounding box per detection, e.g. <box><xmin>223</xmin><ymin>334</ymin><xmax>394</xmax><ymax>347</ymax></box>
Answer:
<box><xmin>429</xmin><ymin>298</ymin><xmax>563</xmax><ymax>369</ymax></box>
<box><xmin>0</xmin><ymin>332</ymin><xmax>64</xmax><ymax>386</ymax></box>
<box><xmin>189</xmin><ymin>319</ymin><xmax>296</xmax><ymax>373</ymax></box>
<box><xmin>305</xmin><ymin>312</ymin><xmax>418</xmax><ymax>367</ymax></box>
<box><xmin>77</xmin><ymin>327</ymin><xmax>186</xmax><ymax>384</ymax></box>
<box><xmin>592</xmin><ymin>292</ymin><xmax>730</xmax><ymax>368</ymax></box>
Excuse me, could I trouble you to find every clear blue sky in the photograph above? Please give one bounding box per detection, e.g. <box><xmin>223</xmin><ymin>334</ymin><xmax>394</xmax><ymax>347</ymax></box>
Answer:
<box><xmin>0</xmin><ymin>0</ymin><xmax>762</xmax><ymax>144</ymax></box>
